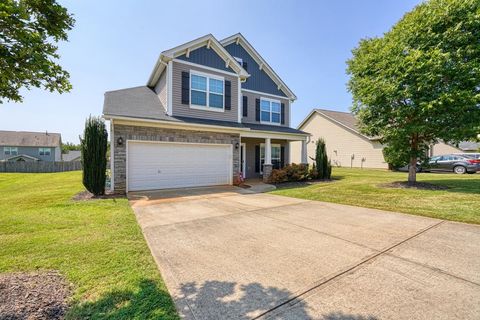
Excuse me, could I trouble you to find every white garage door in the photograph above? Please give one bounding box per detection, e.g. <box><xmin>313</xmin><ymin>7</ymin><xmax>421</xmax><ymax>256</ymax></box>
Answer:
<box><xmin>127</xmin><ymin>141</ymin><xmax>232</xmax><ymax>191</ymax></box>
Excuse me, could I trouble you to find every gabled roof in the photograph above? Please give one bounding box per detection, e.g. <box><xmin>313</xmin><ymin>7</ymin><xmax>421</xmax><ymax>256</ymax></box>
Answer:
<box><xmin>458</xmin><ymin>141</ymin><xmax>480</xmax><ymax>151</ymax></box>
<box><xmin>0</xmin><ymin>130</ymin><xmax>62</xmax><ymax>147</ymax></box>
<box><xmin>147</xmin><ymin>34</ymin><xmax>249</xmax><ymax>87</ymax></box>
<box><xmin>62</xmin><ymin>150</ymin><xmax>81</xmax><ymax>162</ymax></box>
<box><xmin>298</xmin><ymin>109</ymin><xmax>375</xmax><ymax>140</ymax></box>
<box><xmin>4</xmin><ymin>154</ymin><xmax>40</xmax><ymax>161</ymax></box>
<box><xmin>220</xmin><ymin>33</ymin><xmax>297</xmax><ymax>101</ymax></box>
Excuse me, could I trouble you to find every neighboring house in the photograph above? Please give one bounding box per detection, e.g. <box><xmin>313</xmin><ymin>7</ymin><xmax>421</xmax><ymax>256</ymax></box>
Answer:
<box><xmin>291</xmin><ymin>109</ymin><xmax>469</xmax><ymax>169</ymax></box>
<box><xmin>62</xmin><ymin>150</ymin><xmax>81</xmax><ymax>162</ymax></box>
<box><xmin>0</xmin><ymin>131</ymin><xmax>62</xmax><ymax>162</ymax></box>
<box><xmin>103</xmin><ymin>33</ymin><xmax>308</xmax><ymax>193</ymax></box>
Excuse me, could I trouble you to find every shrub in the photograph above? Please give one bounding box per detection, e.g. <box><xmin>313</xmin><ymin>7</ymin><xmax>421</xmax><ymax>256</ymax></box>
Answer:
<box><xmin>312</xmin><ymin>138</ymin><xmax>332</xmax><ymax>180</ymax></box>
<box><xmin>80</xmin><ymin>116</ymin><xmax>108</xmax><ymax>196</ymax></box>
<box><xmin>268</xmin><ymin>163</ymin><xmax>309</xmax><ymax>184</ymax></box>
<box><xmin>309</xmin><ymin>163</ymin><xmax>319</xmax><ymax>180</ymax></box>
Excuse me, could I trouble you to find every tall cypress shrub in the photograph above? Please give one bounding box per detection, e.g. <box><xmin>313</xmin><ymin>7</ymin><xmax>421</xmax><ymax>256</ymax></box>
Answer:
<box><xmin>80</xmin><ymin>116</ymin><xmax>108</xmax><ymax>196</ymax></box>
<box><xmin>314</xmin><ymin>138</ymin><xmax>332</xmax><ymax>180</ymax></box>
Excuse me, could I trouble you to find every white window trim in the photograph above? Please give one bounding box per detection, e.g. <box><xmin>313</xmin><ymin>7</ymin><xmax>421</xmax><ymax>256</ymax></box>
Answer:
<box><xmin>259</xmin><ymin>97</ymin><xmax>281</xmax><ymax>125</ymax></box>
<box><xmin>39</xmin><ymin>147</ymin><xmax>51</xmax><ymax>156</ymax></box>
<box><xmin>4</xmin><ymin>147</ymin><xmax>18</xmax><ymax>156</ymax></box>
<box><xmin>259</xmin><ymin>143</ymin><xmax>281</xmax><ymax>174</ymax></box>
<box><xmin>189</xmin><ymin>70</ymin><xmax>225</xmax><ymax>112</ymax></box>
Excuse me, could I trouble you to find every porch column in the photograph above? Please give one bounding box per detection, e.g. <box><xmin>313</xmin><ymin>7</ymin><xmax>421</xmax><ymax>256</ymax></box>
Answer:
<box><xmin>263</xmin><ymin>138</ymin><xmax>273</xmax><ymax>182</ymax></box>
<box><xmin>301</xmin><ymin>139</ymin><xmax>308</xmax><ymax>164</ymax></box>
<box><xmin>265</xmin><ymin>138</ymin><xmax>272</xmax><ymax>165</ymax></box>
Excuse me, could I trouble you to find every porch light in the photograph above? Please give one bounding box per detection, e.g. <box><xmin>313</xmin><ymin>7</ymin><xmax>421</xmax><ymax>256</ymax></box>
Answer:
<box><xmin>117</xmin><ymin>137</ymin><xmax>124</xmax><ymax>146</ymax></box>
<box><xmin>235</xmin><ymin>142</ymin><xmax>240</xmax><ymax>149</ymax></box>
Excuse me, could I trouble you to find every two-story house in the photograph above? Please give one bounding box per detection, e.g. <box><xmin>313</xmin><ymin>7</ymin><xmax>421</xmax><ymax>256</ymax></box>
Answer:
<box><xmin>0</xmin><ymin>130</ymin><xmax>62</xmax><ymax>162</ymax></box>
<box><xmin>103</xmin><ymin>33</ymin><xmax>309</xmax><ymax>193</ymax></box>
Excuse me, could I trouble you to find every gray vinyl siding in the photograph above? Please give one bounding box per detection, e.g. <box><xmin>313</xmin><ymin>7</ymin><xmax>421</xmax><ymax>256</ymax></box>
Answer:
<box><xmin>177</xmin><ymin>46</ymin><xmax>235</xmax><ymax>73</ymax></box>
<box><xmin>0</xmin><ymin>146</ymin><xmax>57</xmax><ymax>162</ymax></box>
<box><xmin>224</xmin><ymin>43</ymin><xmax>287</xmax><ymax>97</ymax></box>
<box><xmin>241</xmin><ymin>90</ymin><xmax>290</xmax><ymax>127</ymax></box>
<box><xmin>154</xmin><ymin>69</ymin><xmax>167</xmax><ymax>110</ymax></box>
<box><xmin>242</xmin><ymin>138</ymin><xmax>289</xmax><ymax>179</ymax></box>
<box><xmin>172</xmin><ymin>61</ymin><xmax>239</xmax><ymax>122</ymax></box>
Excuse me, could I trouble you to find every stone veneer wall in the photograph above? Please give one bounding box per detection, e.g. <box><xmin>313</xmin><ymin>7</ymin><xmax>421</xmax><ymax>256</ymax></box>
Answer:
<box><xmin>112</xmin><ymin>124</ymin><xmax>240</xmax><ymax>193</ymax></box>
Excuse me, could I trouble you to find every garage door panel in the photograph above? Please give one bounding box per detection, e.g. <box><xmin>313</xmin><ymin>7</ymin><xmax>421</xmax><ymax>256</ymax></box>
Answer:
<box><xmin>127</xmin><ymin>142</ymin><xmax>232</xmax><ymax>191</ymax></box>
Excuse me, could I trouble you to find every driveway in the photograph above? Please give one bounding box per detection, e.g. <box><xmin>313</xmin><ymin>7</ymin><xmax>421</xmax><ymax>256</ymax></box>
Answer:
<box><xmin>129</xmin><ymin>186</ymin><xmax>480</xmax><ymax>320</ymax></box>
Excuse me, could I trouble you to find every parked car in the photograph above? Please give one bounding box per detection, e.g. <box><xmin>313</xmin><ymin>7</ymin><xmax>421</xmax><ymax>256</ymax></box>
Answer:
<box><xmin>424</xmin><ymin>154</ymin><xmax>480</xmax><ymax>174</ymax></box>
<box><xmin>453</xmin><ymin>153</ymin><xmax>480</xmax><ymax>160</ymax></box>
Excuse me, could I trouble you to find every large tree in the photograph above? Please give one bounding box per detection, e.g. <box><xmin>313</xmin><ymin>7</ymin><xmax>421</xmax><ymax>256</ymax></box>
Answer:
<box><xmin>347</xmin><ymin>0</ymin><xmax>480</xmax><ymax>183</ymax></box>
<box><xmin>0</xmin><ymin>0</ymin><xmax>75</xmax><ymax>103</ymax></box>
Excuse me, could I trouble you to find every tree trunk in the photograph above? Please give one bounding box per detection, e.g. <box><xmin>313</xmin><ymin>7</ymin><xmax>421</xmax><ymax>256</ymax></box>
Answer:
<box><xmin>408</xmin><ymin>156</ymin><xmax>417</xmax><ymax>185</ymax></box>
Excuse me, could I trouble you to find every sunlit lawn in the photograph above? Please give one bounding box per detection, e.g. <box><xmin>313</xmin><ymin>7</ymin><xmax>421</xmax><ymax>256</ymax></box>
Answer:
<box><xmin>272</xmin><ymin>167</ymin><xmax>480</xmax><ymax>224</ymax></box>
<box><xmin>0</xmin><ymin>171</ymin><xmax>179</xmax><ymax>319</ymax></box>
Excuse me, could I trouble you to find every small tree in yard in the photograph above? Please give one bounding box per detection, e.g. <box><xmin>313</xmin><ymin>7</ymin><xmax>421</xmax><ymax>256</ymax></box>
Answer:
<box><xmin>347</xmin><ymin>0</ymin><xmax>480</xmax><ymax>184</ymax></box>
<box><xmin>311</xmin><ymin>138</ymin><xmax>332</xmax><ymax>180</ymax></box>
<box><xmin>80</xmin><ymin>116</ymin><xmax>108</xmax><ymax>196</ymax></box>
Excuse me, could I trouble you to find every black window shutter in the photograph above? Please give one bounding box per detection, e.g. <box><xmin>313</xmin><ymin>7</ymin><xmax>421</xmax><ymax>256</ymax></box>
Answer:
<box><xmin>181</xmin><ymin>72</ymin><xmax>189</xmax><ymax>104</ymax></box>
<box><xmin>242</xmin><ymin>96</ymin><xmax>248</xmax><ymax>117</ymax></box>
<box><xmin>255</xmin><ymin>145</ymin><xmax>260</xmax><ymax>173</ymax></box>
<box><xmin>281</xmin><ymin>103</ymin><xmax>285</xmax><ymax>124</ymax></box>
<box><xmin>243</xmin><ymin>61</ymin><xmax>248</xmax><ymax>72</ymax></box>
<box><xmin>281</xmin><ymin>146</ymin><xmax>285</xmax><ymax>168</ymax></box>
<box><xmin>255</xmin><ymin>98</ymin><xmax>260</xmax><ymax>121</ymax></box>
<box><xmin>224</xmin><ymin>80</ymin><xmax>231</xmax><ymax>110</ymax></box>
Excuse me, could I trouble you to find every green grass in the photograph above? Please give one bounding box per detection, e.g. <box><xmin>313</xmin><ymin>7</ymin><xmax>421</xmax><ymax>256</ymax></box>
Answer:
<box><xmin>271</xmin><ymin>167</ymin><xmax>480</xmax><ymax>224</ymax></box>
<box><xmin>0</xmin><ymin>172</ymin><xmax>179</xmax><ymax>319</ymax></box>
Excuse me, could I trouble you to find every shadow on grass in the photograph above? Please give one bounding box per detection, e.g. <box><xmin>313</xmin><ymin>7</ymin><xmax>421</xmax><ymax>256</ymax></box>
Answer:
<box><xmin>67</xmin><ymin>279</ymin><xmax>179</xmax><ymax>320</ymax></box>
<box><xmin>274</xmin><ymin>176</ymin><xmax>346</xmax><ymax>191</ymax></box>
<box><xmin>418</xmin><ymin>179</ymin><xmax>480</xmax><ymax>194</ymax></box>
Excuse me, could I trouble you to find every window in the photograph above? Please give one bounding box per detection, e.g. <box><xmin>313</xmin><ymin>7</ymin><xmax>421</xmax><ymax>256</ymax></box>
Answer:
<box><xmin>39</xmin><ymin>148</ymin><xmax>51</xmax><ymax>156</ymax></box>
<box><xmin>190</xmin><ymin>72</ymin><xmax>224</xmax><ymax>111</ymax></box>
<box><xmin>4</xmin><ymin>147</ymin><xmax>18</xmax><ymax>156</ymax></box>
<box><xmin>260</xmin><ymin>144</ymin><xmax>282</xmax><ymax>172</ymax></box>
<box><xmin>260</xmin><ymin>98</ymin><xmax>281</xmax><ymax>124</ymax></box>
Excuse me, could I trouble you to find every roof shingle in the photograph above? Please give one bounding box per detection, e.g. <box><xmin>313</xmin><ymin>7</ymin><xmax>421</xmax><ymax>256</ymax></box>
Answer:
<box><xmin>0</xmin><ymin>131</ymin><xmax>61</xmax><ymax>147</ymax></box>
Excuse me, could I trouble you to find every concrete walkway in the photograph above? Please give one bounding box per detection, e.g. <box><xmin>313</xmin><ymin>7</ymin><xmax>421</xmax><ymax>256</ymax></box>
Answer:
<box><xmin>129</xmin><ymin>186</ymin><xmax>480</xmax><ymax>320</ymax></box>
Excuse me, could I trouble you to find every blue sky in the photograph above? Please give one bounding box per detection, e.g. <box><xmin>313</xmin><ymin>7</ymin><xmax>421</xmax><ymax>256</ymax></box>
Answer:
<box><xmin>0</xmin><ymin>0</ymin><xmax>421</xmax><ymax>143</ymax></box>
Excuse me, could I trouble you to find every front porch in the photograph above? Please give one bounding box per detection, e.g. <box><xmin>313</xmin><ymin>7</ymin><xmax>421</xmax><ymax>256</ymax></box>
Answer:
<box><xmin>240</xmin><ymin>134</ymin><xmax>308</xmax><ymax>182</ymax></box>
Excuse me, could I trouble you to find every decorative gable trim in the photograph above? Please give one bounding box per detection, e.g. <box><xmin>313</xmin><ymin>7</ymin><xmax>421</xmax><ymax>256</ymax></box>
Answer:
<box><xmin>220</xmin><ymin>33</ymin><xmax>297</xmax><ymax>101</ymax></box>
<box><xmin>147</xmin><ymin>34</ymin><xmax>249</xmax><ymax>87</ymax></box>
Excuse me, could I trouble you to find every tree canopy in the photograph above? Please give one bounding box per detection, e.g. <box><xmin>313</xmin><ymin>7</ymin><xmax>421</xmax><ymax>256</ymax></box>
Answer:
<box><xmin>347</xmin><ymin>0</ymin><xmax>480</xmax><ymax>182</ymax></box>
<box><xmin>0</xmin><ymin>0</ymin><xmax>75</xmax><ymax>103</ymax></box>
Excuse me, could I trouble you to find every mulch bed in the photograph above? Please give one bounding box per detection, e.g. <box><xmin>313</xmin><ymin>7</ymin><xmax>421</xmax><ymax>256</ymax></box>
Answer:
<box><xmin>274</xmin><ymin>179</ymin><xmax>334</xmax><ymax>189</ymax></box>
<box><xmin>0</xmin><ymin>271</ymin><xmax>72</xmax><ymax>320</ymax></box>
<box><xmin>72</xmin><ymin>190</ymin><xmax>125</xmax><ymax>201</ymax></box>
<box><xmin>379</xmin><ymin>181</ymin><xmax>450</xmax><ymax>190</ymax></box>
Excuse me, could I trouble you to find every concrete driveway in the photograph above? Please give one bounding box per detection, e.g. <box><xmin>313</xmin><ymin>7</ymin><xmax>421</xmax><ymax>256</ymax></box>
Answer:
<box><xmin>129</xmin><ymin>186</ymin><xmax>480</xmax><ymax>320</ymax></box>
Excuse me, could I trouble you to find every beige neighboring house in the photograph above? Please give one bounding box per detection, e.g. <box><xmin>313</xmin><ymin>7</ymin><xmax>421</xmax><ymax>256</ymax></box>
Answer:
<box><xmin>291</xmin><ymin>109</ymin><xmax>466</xmax><ymax>169</ymax></box>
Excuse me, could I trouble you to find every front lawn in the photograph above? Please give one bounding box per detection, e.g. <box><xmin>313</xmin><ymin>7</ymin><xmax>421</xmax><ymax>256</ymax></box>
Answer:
<box><xmin>0</xmin><ymin>172</ymin><xmax>178</xmax><ymax>319</ymax></box>
<box><xmin>271</xmin><ymin>168</ymin><xmax>480</xmax><ymax>224</ymax></box>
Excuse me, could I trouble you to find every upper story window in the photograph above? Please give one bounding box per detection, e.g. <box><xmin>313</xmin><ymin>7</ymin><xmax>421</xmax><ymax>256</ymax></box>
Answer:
<box><xmin>260</xmin><ymin>98</ymin><xmax>281</xmax><ymax>124</ymax></box>
<box><xmin>190</xmin><ymin>71</ymin><xmax>224</xmax><ymax>111</ymax></box>
<box><xmin>39</xmin><ymin>147</ymin><xmax>51</xmax><ymax>156</ymax></box>
<box><xmin>4</xmin><ymin>147</ymin><xmax>18</xmax><ymax>156</ymax></box>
